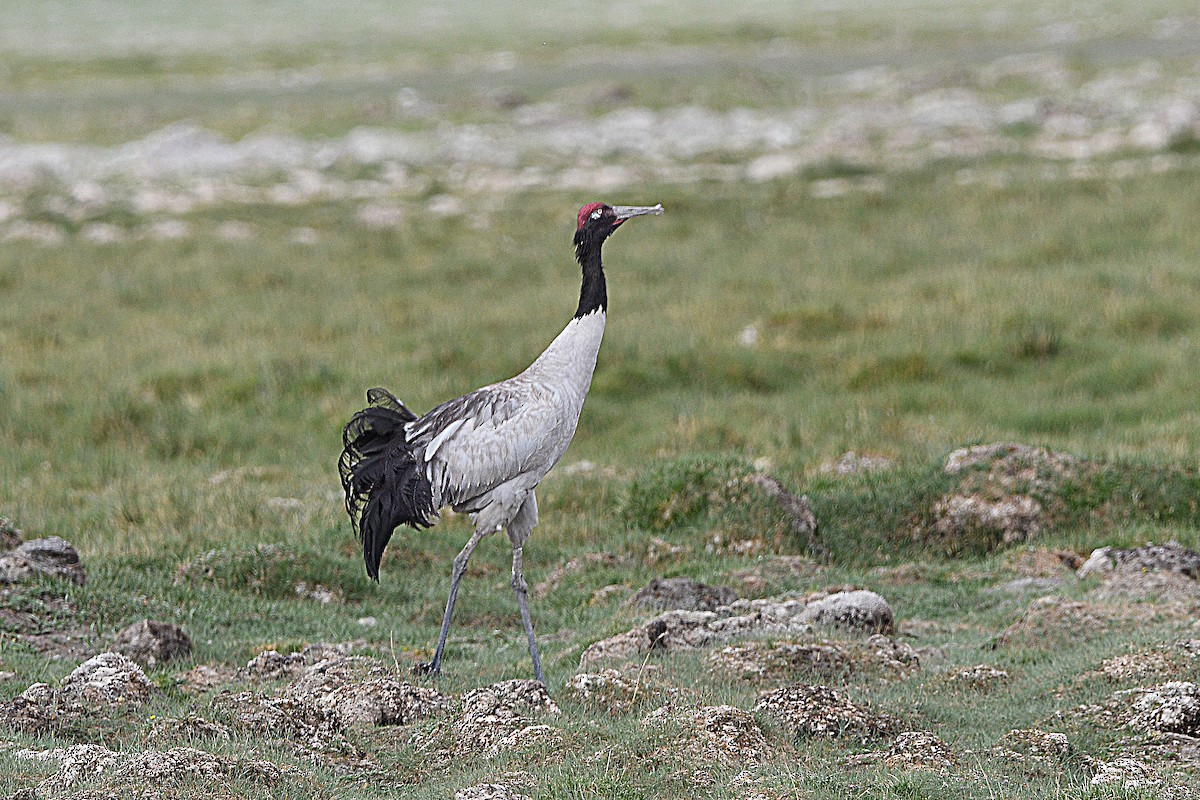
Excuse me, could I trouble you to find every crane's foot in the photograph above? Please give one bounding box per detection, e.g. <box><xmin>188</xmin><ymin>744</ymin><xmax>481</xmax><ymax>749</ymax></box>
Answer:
<box><xmin>412</xmin><ymin>661</ymin><xmax>441</xmax><ymax>677</ymax></box>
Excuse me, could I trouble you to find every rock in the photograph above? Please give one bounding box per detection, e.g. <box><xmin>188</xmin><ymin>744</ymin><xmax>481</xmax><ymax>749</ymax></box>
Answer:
<box><xmin>1093</xmin><ymin>641</ymin><xmax>1200</xmax><ymax>683</ymax></box>
<box><xmin>0</xmin><ymin>517</ymin><xmax>21</xmax><ymax>550</ymax></box>
<box><xmin>820</xmin><ymin>452</ymin><xmax>894</xmax><ymax>475</ymax></box>
<box><xmin>243</xmin><ymin>641</ymin><xmax>362</xmax><ymax>679</ymax></box>
<box><xmin>579</xmin><ymin>598</ymin><xmax>809</xmax><ymax>667</ymax></box>
<box><xmin>944</xmin><ymin>443</ymin><xmax>1077</xmax><ymax>479</ymax></box>
<box><xmin>995</xmin><ymin>728</ymin><xmax>1074</xmax><ymax>763</ymax></box>
<box><xmin>59</xmin><ymin>652</ymin><xmax>154</xmax><ymax>705</ymax></box>
<box><xmin>113</xmin><ymin>619</ymin><xmax>192</xmax><ymax>667</ymax></box>
<box><xmin>211</xmin><ymin>690</ymin><xmax>351</xmax><ymax>753</ymax></box>
<box><xmin>414</xmin><ymin>679</ymin><xmax>562</xmax><ymax>759</ymax></box>
<box><xmin>1090</xmin><ymin>758</ymin><xmax>1164</xmax><ymax>792</ymax></box>
<box><xmin>754</xmin><ymin>684</ymin><xmax>900</xmax><ymax>740</ymax></box>
<box><xmin>455</xmin><ymin>784</ymin><xmax>532</xmax><ymax>800</ymax></box>
<box><xmin>562</xmin><ymin>668</ymin><xmax>672</xmax><ymax>715</ymax></box>
<box><xmin>627</xmin><ymin>576</ymin><xmax>737</xmax><ymax>612</ymax></box>
<box><xmin>286</xmin><ymin>655</ymin><xmax>450</xmax><ymax>727</ymax></box>
<box><xmin>0</xmin><ymin>536</ymin><xmax>86</xmax><ymax>585</ymax></box>
<box><xmin>797</xmin><ymin>590</ymin><xmax>895</xmax><ymax>634</ymax></box>
<box><xmin>1078</xmin><ymin>542</ymin><xmax>1200</xmax><ymax>580</ymax></box>
<box><xmin>713</xmin><ymin>642</ymin><xmax>851</xmax><ymax>683</ymax></box>
<box><xmin>711</xmin><ymin>635</ymin><xmax>920</xmax><ymax>685</ymax></box>
<box><xmin>1077</xmin><ymin>547</ymin><xmax>1115</xmax><ymax>578</ymax></box>
<box><xmin>946</xmin><ymin>664</ymin><xmax>1011</xmax><ymax>690</ymax></box>
<box><xmin>645</xmin><ymin>704</ymin><xmax>770</xmax><ymax>768</ymax></box>
<box><xmin>14</xmin><ymin>743</ymin><xmax>281</xmax><ymax>794</ymax></box>
<box><xmin>931</xmin><ymin>493</ymin><xmax>1044</xmax><ymax>549</ymax></box>
<box><xmin>581</xmin><ymin>591</ymin><xmax>897</xmax><ymax>666</ymax></box>
<box><xmin>845</xmin><ymin>730</ymin><xmax>955</xmax><ymax>772</ymax></box>
<box><xmin>1124</xmin><ymin>682</ymin><xmax>1200</xmax><ymax>735</ymax></box>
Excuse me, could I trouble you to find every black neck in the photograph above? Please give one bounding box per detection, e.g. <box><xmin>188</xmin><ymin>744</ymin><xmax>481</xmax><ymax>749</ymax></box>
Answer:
<box><xmin>574</xmin><ymin>237</ymin><xmax>607</xmax><ymax>318</ymax></box>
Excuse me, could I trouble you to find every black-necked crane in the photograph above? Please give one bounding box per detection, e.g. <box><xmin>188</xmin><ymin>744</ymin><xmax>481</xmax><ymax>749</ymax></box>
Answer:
<box><xmin>339</xmin><ymin>201</ymin><xmax>663</xmax><ymax>683</ymax></box>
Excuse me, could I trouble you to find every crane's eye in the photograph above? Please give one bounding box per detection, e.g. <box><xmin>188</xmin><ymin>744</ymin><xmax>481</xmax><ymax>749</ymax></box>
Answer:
<box><xmin>590</xmin><ymin>209</ymin><xmax>603</xmax><ymax>220</ymax></box>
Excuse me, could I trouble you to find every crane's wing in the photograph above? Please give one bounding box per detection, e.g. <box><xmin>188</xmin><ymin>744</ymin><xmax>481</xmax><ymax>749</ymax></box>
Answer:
<box><xmin>406</xmin><ymin>379</ymin><xmax>567</xmax><ymax>512</ymax></box>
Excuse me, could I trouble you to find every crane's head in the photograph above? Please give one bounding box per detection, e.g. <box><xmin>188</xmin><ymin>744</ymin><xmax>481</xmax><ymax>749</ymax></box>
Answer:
<box><xmin>574</xmin><ymin>202</ymin><xmax>663</xmax><ymax>257</ymax></box>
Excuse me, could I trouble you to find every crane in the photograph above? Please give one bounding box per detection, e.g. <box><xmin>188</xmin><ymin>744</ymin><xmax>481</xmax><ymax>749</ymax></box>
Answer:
<box><xmin>339</xmin><ymin>202</ymin><xmax>663</xmax><ymax>683</ymax></box>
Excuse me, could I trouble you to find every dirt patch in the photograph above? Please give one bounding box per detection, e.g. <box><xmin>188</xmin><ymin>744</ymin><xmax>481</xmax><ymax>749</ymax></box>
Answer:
<box><xmin>994</xmin><ymin>596</ymin><xmax>1122</xmax><ymax>648</ymax></box>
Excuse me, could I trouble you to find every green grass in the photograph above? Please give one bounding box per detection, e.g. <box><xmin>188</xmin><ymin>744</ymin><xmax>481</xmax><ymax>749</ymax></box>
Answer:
<box><xmin>4</xmin><ymin>1</ymin><xmax>1200</xmax><ymax>797</ymax></box>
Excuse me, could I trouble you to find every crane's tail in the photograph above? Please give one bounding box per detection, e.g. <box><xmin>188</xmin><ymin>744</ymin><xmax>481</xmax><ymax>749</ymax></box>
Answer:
<box><xmin>339</xmin><ymin>387</ymin><xmax>436</xmax><ymax>581</ymax></box>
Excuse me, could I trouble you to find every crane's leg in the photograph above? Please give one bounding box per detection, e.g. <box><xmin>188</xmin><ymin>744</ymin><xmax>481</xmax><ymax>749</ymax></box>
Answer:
<box><xmin>510</xmin><ymin>544</ymin><xmax>544</xmax><ymax>684</ymax></box>
<box><xmin>416</xmin><ymin>525</ymin><xmax>488</xmax><ymax>677</ymax></box>
<box><xmin>506</xmin><ymin>492</ymin><xmax>543</xmax><ymax>683</ymax></box>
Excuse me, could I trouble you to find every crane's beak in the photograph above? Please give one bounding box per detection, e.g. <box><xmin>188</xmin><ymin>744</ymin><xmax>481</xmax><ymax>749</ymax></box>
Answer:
<box><xmin>612</xmin><ymin>204</ymin><xmax>664</xmax><ymax>225</ymax></box>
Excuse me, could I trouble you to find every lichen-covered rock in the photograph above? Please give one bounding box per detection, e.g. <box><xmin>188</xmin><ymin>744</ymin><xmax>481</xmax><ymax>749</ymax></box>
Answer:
<box><xmin>582</xmin><ymin>591</ymin><xmax>901</xmax><ymax>667</ymax></box>
<box><xmin>995</xmin><ymin>728</ymin><xmax>1073</xmax><ymax>762</ymax></box>
<box><xmin>0</xmin><ymin>536</ymin><xmax>86</xmax><ymax>585</ymax></box>
<box><xmin>945</xmin><ymin>664</ymin><xmax>1011</xmax><ymax>690</ymax></box>
<box><xmin>287</xmin><ymin>655</ymin><xmax>450</xmax><ymax>727</ymax></box>
<box><xmin>563</xmin><ymin>668</ymin><xmax>674</xmax><ymax>715</ymax></box>
<box><xmin>797</xmin><ymin>590</ymin><xmax>895</xmax><ymax>634</ymax></box>
<box><xmin>754</xmin><ymin>684</ymin><xmax>900</xmax><ymax>740</ymax></box>
<box><xmin>113</xmin><ymin>619</ymin><xmax>192</xmax><ymax>667</ymax></box>
<box><xmin>628</xmin><ymin>576</ymin><xmax>737</xmax><ymax>612</ymax></box>
<box><xmin>944</xmin><ymin>443</ymin><xmax>1077</xmax><ymax>480</ymax></box>
<box><xmin>455</xmin><ymin>783</ymin><xmax>533</xmax><ymax>800</ymax></box>
<box><xmin>243</xmin><ymin>641</ymin><xmax>362</xmax><ymax>679</ymax></box>
<box><xmin>1078</xmin><ymin>542</ymin><xmax>1200</xmax><ymax>580</ymax></box>
<box><xmin>412</xmin><ymin>679</ymin><xmax>562</xmax><ymax>759</ymax></box>
<box><xmin>644</xmin><ymin>704</ymin><xmax>770</xmax><ymax>767</ymax></box>
<box><xmin>845</xmin><ymin>730</ymin><xmax>955</xmax><ymax>772</ymax></box>
<box><xmin>59</xmin><ymin>652</ymin><xmax>154</xmax><ymax>705</ymax></box>
<box><xmin>14</xmin><ymin>743</ymin><xmax>281</xmax><ymax>794</ymax></box>
<box><xmin>1124</xmin><ymin>682</ymin><xmax>1200</xmax><ymax>735</ymax></box>
<box><xmin>1089</xmin><ymin>758</ymin><xmax>1163</xmax><ymax>792</ymax></box>
<box><xmin>713</xmin><ymin>641</ymin><xmax>851</xmax><ymax>683</ymax></box>
<box><xmin>931</xmin><ymin>493</ymin><xmax>1044</xmax><ymax>548</ymax></box>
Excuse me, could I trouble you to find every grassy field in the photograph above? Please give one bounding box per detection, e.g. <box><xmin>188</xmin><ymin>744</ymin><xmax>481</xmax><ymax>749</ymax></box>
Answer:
<box><xmin>2</xmin><ymin>2</ymin><xmax>1200</xmax><ymax>798</ymax></box>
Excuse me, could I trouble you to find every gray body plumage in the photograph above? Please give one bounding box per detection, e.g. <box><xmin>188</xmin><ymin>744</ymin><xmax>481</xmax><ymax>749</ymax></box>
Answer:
<box><xmin>408</xmin><ymin>308</ymin><xmax>606</xmax><ymax>536</ymax></box>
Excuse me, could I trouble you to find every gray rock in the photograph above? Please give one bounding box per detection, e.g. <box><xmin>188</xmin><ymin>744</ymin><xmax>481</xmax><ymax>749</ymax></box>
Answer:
<box><xmin>0</xmin><ymin>536</ymin><xmax>86</xmax><ymax>585</ymax></box>
<box><xmin>797</xmin><ymin>590</ymin><xmax>895</xmax><ymax>635</ymax></box>
<box><xmin>59</xmin><ymin>652</ymin><xmax>155</xmax><ymax>705</ymax></box>
<box><xmin>1125</xmin><ymin>682</ymin><xmax>1200</xmax><ymax>735</ymax></box>
<box><xmin>286</xmin><ymin>655</ymin><xmax>449</xmax><ymax>727</ymax></box>
<box><xmin>113</xmin><ymin>620</ymin><xmax>192</xmax><ymax>667</ymax></box>
<box><xmin>628</xmin><ymin>576</ymin><xmax>737</xmax><ymax>612</ymax></box>
<box><xmin>1078</xmin><ymin>542</ymin><xmax>1200</xmax><ymax>580</ymax></box>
